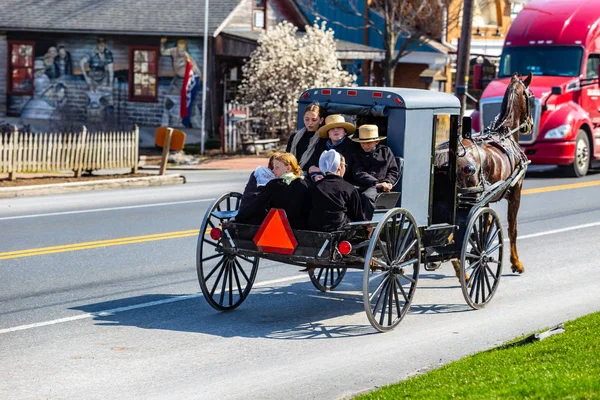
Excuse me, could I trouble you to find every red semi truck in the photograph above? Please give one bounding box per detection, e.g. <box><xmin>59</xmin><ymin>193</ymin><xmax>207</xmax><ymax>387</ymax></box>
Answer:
<box><xmin>472</xmin><ymin>0</ymin><xmax>600</xmax><ymax>176</ymax></box>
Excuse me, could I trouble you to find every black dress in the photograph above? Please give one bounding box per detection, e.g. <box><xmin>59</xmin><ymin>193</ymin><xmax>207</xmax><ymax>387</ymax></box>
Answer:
<box><xmin>235</xmin><ymin>178</ymin><xmax>309</xmax><ymax>229</ymax></box>
<box><xmin>306</xmin><ymin>174</ymin><xmax>367</xmax><ymax>232</ymax></box>
<box><xmin>307</xmin><ymin>136</ymin><xmax>361</xmax><ymax>181</ymax></box>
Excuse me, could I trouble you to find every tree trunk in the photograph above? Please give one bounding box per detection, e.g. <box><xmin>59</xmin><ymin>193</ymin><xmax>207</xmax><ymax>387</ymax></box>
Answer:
<box><xmin>382</xmin><ymin>1</ymin><xmax>396</xmax><ymax>87</ymax></box>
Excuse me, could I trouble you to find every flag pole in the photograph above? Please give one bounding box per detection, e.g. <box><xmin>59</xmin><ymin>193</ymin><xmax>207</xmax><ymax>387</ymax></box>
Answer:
<box><xmin>200</xmin><ymin>0</ymin><xmax>209</xmax><ymax>155</ymax></box>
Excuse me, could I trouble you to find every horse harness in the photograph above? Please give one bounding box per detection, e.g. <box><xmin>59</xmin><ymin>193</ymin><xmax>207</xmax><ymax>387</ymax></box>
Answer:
<box><xmin>458</xmin><ymin>127</ymin><xmax>530</xmax><ymax>198</ymax></box>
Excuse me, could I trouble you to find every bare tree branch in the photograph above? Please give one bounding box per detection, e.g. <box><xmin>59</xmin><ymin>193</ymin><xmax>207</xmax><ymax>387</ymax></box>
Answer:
<box><xmin>298</xmin><ymin>0</ymin><xmax>474</xmax><ymax>86</ymax></box>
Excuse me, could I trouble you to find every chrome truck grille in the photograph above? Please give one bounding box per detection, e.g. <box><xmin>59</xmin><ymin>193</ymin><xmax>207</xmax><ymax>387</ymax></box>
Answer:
<box><xmin>479</xmin><ymin>97</ymin><xmax>541</xmax><ymax>144</ymax></box>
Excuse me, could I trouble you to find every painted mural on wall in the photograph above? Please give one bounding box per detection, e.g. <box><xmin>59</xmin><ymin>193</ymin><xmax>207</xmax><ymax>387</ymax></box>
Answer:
<box><xmin>79</xmin><ymin>37</ymin><xmax>115</xmax><ymax>120</ymax></box>
<box><xmin>160</xmin><ymin>37</ymin><xmax>202</xmax><ymax>128</ymax></box>
<box><xmin>7</xmin><ymin>35</ymin><xmax>204</xmax><ymax>130</ymax></box>
<box><xmin>16</xmin><ymin>44</ymin><xmax>73</xmax><ymax>120</ymax></box>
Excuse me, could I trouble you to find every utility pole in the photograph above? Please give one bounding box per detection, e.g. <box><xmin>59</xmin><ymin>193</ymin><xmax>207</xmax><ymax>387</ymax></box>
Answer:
<box><xmin>200</xmin><ymin>0</ymin><xmax>209</xmax><ymax>155</ymax></box>
<box><xmin>455</xmin><ymin>0</ymin><xmax>475</xmax><ymax>118</ymax></box>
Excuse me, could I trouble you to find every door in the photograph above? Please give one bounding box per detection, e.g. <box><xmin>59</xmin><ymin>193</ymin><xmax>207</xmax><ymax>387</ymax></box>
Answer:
<box><xmin>582</xmin><ymin>53</ymin><xmax>600</xmax><ymax>156</ymax></box>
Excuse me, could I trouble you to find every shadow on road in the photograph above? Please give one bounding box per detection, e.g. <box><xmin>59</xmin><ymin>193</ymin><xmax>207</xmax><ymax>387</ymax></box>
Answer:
<box><xmin>70</xmin><ymin>272</ymin><xmax>473</xmax><ymax>340</ymax></box>
<box><xmin>525</xmin><ymin>165</ymin><xmax>600</xmax><ymax>180</ymax></box>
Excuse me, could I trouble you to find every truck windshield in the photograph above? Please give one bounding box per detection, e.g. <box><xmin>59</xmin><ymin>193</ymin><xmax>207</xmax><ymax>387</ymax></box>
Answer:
<box><xmin>499</xmin><ymin>46</ymin><xmax>583</xmax><ymax>77</ymax></box>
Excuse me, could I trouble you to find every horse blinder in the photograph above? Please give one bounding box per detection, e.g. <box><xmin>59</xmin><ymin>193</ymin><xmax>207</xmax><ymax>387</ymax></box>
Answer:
<box><xmin>462</xmin><ymin>164</ymin><xmax>476</xmax><ymax>177</ymax></box>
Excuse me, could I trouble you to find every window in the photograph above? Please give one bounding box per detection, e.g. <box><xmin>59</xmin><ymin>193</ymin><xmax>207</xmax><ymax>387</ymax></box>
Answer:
<box><xmin>499</xmin><ymin>46</ymin><xmax>583</xmax><ymax>77</ymax></box>
<box><xmin>586</xmin><ymin>54</ymin><xmax>600</xmax><ymax>79</ymax></box>
<box><xmin>8</xmin><ymin>41</ymin><xmax>34</xmax><ymax>95</ymax></box>
<box><xmin>253</xmin><ymin>0</ymin><xmax>267</xmax><ymax>29</ymax></box>
<box><xmin>128</xmin><ymin>46</ymin><xmax>158</xmax><ymax>102</ymax></box>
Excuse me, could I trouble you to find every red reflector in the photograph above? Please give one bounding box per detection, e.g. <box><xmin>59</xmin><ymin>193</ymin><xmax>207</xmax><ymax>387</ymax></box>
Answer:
<box><xmin>302</xmin><ymin>92</ymin><xmax>310</xmax><ymax>99</ymax></box>
<box><xmin>395</xmin><ymin>97</ymin><xmax>403</xmax><ymax>105</ymax></box>
<box><xmin>372</xmin><ymin>92</ymin><xmax>383</xmax><ymax>98</ymax></box>
<box><xmin>321</xmin><ymin>89</ymin><xmax>331</xmax><ymax>95</ymax></box>
<box><xmin>347</xmin><ymin>90</ymin><xmax>357</xmax><ymax>96</ymax></box>
<box><xmin>337</xmin><ymin>241</ymin><xmax>352</xmax><ymax>255</ymax></box>
<box><xmin>253</xmin><ymin>209</ymin><xmax>297</xmax><ymax>255</ymax></box>
<box><xmin>210</xmin><ymin>227</ymin><xmax>222</xmax><ymax>240</ymax></box>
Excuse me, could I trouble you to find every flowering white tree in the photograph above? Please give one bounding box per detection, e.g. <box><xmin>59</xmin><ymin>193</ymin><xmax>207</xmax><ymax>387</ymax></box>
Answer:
<box><xmin>238</xmin><ymin>21</ymin><xmax>355</xmax><ymax>134</ymax></box>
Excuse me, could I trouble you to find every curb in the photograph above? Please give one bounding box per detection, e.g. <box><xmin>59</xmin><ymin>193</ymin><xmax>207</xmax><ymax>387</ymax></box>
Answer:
<box><xmin>0</xmin><ymin>174</ymin><xmax>186</xmax><ymax>199</ymax></box>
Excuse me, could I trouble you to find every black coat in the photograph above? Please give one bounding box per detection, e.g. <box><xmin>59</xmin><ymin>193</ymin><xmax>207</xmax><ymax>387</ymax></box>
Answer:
<box><xmin>308</xmin><ymin>136</ymin><xmax>361</xmax><ymax>181</ymax></box>
<box><xmin>351</xmin><ymin>145</ymin><xmax>399</xmax><ymax>190</ymax></box>
<box><xmin>238</xmin><ymin>173</ymin><xmax>261</xmax><ymax>213</ymax></box>
<box><xmin>235</xmin><ymin>178</ymin><xmax>309</xmax><ymax>229</ymax></box>
<box><xmin>286</xmin><ymin>130</ymin><xmax>313</xmax><ymax>159</ymax></box>
<box><xmin>306</xmin><ymin>174</ymin><xmax>367</xmax><ymax>232</ymax></box>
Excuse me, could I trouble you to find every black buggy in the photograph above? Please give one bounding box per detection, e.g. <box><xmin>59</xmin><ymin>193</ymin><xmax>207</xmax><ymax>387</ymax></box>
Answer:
<box><xmin>196</xmin><ymin>87</ymin><xmax>509</xmax><ymax>332</ymax></box>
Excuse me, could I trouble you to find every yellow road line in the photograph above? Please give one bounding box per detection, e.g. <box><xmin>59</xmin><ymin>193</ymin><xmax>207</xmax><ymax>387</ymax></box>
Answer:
<box><xmin>2</xmin><ymin>180</ymin><xmax>599</xmax><ymax>261</ymax></box>
<box><xmin>522</xmin><ymin>179</ymin><xmax>600</xmax><ymax>195</ymax></box>
<box><xmin>0</xmin><ymin>230</ymin><xmax>199</xmax><ymax>260</ymax></box>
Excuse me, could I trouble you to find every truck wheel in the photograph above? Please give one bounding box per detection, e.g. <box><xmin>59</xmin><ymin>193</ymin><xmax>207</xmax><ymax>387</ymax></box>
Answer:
<box><xmin>566</xmin><ymin>130</ymin><xmax>590</xmax><ymax>177</ymax></box>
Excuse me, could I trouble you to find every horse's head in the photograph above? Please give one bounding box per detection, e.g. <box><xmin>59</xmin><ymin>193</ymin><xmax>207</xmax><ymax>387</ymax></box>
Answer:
<box><xmin>492</xmin><ymin>72</ymin><xmax>534</xmax><ymax>141</ymax></box>
<box><xmin>456</xmin><ymin>142</ymin><xmax>484</xmax><ymax>189</ymax></box>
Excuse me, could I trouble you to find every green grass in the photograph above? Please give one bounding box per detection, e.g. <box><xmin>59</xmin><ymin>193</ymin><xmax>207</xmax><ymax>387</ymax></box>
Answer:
<box><xmin>356</xmin><ymin>312</ymin><xmax>600</xmax><ymax>399</ymax></box>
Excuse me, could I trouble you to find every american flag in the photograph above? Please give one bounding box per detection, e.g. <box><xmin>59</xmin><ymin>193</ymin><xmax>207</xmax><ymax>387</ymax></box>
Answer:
<box><xmin>180</xmin><ymin>59</ymin><xmax>199</xmax><ymax>128</ymax></box>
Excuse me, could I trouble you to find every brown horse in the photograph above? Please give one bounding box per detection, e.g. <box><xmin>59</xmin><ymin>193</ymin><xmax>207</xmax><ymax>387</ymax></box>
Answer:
<box><xmin>452</xmin><ymin>72</ymin><xmax>534</xmax><ymax>276</ymax></box>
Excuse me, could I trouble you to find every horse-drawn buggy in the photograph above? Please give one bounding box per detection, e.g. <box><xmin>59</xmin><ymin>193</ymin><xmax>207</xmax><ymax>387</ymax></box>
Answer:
<box><xmin>196</xmin><ymin>75</ymin><xmax>533</xmax><ymax>332</ymax></box>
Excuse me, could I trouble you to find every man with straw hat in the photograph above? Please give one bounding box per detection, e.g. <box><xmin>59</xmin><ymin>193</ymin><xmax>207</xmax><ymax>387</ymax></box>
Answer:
<box><xmin>351</xmin><ymin>124</ymin><xmax>400</xmax><ymax>218</ymax></box>
<box><xmin>307</xmin><ymin>114</ymin><xmax>360</xmax><ymax>182</ymax></box>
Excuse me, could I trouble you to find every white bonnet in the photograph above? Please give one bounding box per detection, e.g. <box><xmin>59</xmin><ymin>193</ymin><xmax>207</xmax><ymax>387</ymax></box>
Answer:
<box><xmin>319</xmin><ymin>149</ymin><xmax>341</xmax><ymax>175</ymax></box>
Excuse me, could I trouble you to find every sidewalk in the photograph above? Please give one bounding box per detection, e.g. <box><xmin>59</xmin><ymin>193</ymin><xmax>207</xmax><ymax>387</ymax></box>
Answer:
<box><xmin>0</xmin><ymin>157</ymin><xmax>269</xmax><ymax>199</ymax></box>
<box><xmin>196</xmin><ymin>157</ymin><xmax>269</xmax><ymax>170</ymax></box>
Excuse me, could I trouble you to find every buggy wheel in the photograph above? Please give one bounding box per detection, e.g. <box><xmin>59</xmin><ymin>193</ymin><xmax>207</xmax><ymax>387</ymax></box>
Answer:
<box><xmin>196</xmin><ymin>192</ymin><xmax>259</xmax><ymax>311</ymax></box>
<box><xmin>363</xmin><ymin>208</ymin><xmax>420</xmax><ymax>332</ymax></box>
<box><xmin>308</xmin><ymin>267</ymin><xmax>347</xmax><ymax>292</ymax></box>
<box><xmin>460</xmin><ymin>207</ymin><xmax>503</xmax><ymax>310</ymax></box>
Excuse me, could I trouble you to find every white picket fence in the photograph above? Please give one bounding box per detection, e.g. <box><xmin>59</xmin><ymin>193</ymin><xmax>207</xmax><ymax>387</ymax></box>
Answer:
<box><xmin>0</xmin><ymin>126</ymin><xmax>139</xmax><ymax>180</ymax></box>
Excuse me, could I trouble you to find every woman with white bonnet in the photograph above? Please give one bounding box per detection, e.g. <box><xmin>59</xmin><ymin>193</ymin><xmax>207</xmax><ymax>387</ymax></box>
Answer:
<box><xmin>306</xmin><ymin>149</ymin><xmax>367</xmax><ymax>232</ymax></box>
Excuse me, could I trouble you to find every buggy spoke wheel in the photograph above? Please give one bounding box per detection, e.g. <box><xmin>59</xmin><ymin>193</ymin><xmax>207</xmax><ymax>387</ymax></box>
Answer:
<box><xmin>308</xmin><ymin>267</ymin><xmax>347</xmax><ymax>292</ymax></box>
<box><xmin>460</xmin><ymin>207</ymin><xmax>503</xmax><ymax>310</ymax></box>
<box><xmin>196</xmin><ymin>192</ymin><xmax>259</xmax><ymax>311</ymax></box>
<box><xmin>363</xmin><ymin>208</ymin><xmax>420</xmax><ymax>332</ymax></box>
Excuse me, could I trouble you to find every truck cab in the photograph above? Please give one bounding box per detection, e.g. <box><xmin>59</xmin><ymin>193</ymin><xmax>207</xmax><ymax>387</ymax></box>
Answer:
<box><xmin>473</xmin><ymin>0</ymin><xmax>600</xmax><ymax>176</ymax></box>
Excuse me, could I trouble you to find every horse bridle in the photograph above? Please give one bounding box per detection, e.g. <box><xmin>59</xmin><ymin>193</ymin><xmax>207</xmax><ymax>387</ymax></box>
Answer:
<box><xmin>457</xmin><ymin>77</ymin><xmax>534</xmax><ymax>184</ymax></box>
<box><xmin>494</xmin><ymin>79</ymin><xmax>534</xmax><ymax>139</ymax></box>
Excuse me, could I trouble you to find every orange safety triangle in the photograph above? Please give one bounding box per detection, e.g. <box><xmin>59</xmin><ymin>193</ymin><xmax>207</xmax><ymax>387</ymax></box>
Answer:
<box><xmin>253</xmin><ymin>209</ymin><xmax>297</xmax><ymax>254</ymax></box>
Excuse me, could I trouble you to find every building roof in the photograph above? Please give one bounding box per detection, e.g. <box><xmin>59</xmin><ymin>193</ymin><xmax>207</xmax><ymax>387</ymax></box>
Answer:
<box><xmin>0</xmin><ymin>0</ymin><xmax>242</xmax><ymax>36</ymax></box>
<box><xmin>222</xmin><ymin>29</ymin><xmax>384</xmax><ymax>60</ymax></box>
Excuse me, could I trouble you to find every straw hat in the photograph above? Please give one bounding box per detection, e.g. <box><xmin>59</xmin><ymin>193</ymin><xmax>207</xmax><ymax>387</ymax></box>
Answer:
<box><xmin>352</xmin><ymin>124</ymin><xmax>386</xmax><ymax>143</ymax></box>
<box><xmin>317</xmin><ymin>114</ymin><xmax>356</xmax><ymax>139</ymax></box>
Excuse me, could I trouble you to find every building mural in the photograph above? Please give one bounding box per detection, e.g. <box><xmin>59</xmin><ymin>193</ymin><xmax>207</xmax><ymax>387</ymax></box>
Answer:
<box><xmin>6</xmin><ymin>34</ymin><xmax>203</xmax><ymax>129</ymax></box>
<box><xmin>159</xmin><ymin>38</ymin><xmax>202</xmax><ymax>128</ymax></box>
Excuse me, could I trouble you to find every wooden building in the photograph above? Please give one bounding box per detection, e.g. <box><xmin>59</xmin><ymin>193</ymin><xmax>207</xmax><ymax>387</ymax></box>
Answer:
<box><xmin>0</xmin><ymin>0</ymin><xmax>382</xmax><ymax>142</ymax></box>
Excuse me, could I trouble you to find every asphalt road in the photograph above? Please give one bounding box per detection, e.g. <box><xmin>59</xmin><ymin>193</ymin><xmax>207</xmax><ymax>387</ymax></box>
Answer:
<box><xmin>1</xmin><ymin>167</ymin><xmax>599</xmax><ymax>399</ymax></box>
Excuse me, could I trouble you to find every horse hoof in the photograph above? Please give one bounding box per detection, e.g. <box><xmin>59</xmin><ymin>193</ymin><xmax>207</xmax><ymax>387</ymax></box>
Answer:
<box><xmin>511</xmin><ymin>265</ymin><xmax>524</xmax><ymax>274</ymax></box>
